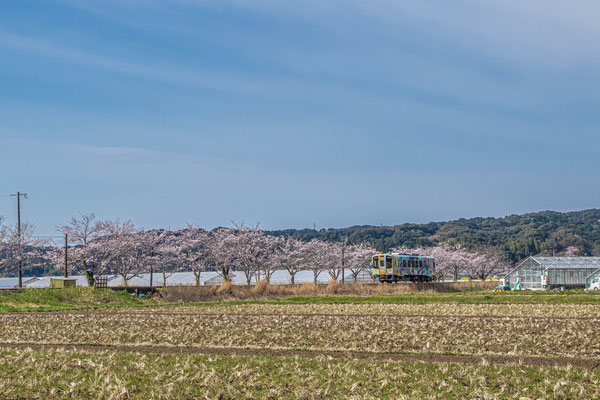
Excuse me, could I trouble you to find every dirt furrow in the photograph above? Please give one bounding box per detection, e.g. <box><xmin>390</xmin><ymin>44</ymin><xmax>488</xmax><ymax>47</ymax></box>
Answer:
<box><xmin>3</xmin><ymin>310</ymin><xmax>599</xmax><ymax>321</ymax></box>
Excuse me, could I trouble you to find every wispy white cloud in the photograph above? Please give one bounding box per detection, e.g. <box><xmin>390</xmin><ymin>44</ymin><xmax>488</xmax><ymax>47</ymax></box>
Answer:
<box><xmin>71</xmin><ymin>143</ymin><xmax>157</xmax><ymax>157</ymax></box>
<box><xmin>0</xmin><ymin>31</ymin><xmax>275</xmax><ymax>96</ymax></box>
<box><xmin>136</xmin><ymin>0</ymin><xmax>600</xmax><ymax>68</ymax></box>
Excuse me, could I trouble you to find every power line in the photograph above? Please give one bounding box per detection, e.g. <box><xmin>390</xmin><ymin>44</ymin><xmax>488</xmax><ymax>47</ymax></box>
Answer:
<box><xmin>32</xmin><ymin>233</ymin><xmax>63</xmax><ymax>237</ymax></box>
<box><xmin>25</xmin><ymin>196</ymin><xmax>55</xmax><ymax>233</ymax></box>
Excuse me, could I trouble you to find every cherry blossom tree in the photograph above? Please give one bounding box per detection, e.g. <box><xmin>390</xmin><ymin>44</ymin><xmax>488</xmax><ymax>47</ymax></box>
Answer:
<box><xmin>462</xmin><ymin>246</ymin><xmax>510</xmax><ymax>280</ymax></box>
<box><xmin>141</xmin><ymin>229</ymin><xmax>173</xmax><ymax>287</ymax></box>
<box><xmin>226</xmin><ymin>223</ymin><xmax>275</xmax><ymax>285</ymax></box>
<box><xmin>272</xmin><ymin>237</ymin><xmax>310</xmax><ymax>284</ymax></box>
<box><xmin>56</xmin><ymin>213</ymin><xmax>105</xmax><ymax>285</ymax></box>
<box><xmin>101</xmin><ymin>220</ymin><xmax>147</xmax><ymax>286</ymax></box>
<box><xmin>0</xmin><ymin>217</ymin><xmax>48</xmax><ymax>279</ymax></box>
<box><xmin>346</xmin><ymin>242</ymin><xmax>376</xmax><ymax>282</ymax></box>
<box><xmin>254</xmin><ymin>234</ymin><xmax>279</xmax><ymax>283</ymax></box>
<box><xmin>323</xmin><ymin>241</ymin><xmax>345</xmax><ymax>281</ymax></box>
<box><xmin>305</xmin><ymin>240</ymin><xmax>333</xmax><ymax>284</ymax></box>
<box><xmin>47</xmin><ymin>244</ymin><xmax>81</xmax><ymax>278</ymax></box>
<box><xmin>565</xmin><ymin>246</ymin><xmax>580</xmax><ymax>256</ymax></box>
<box><xmin>0</xmin><ymin>216</ymin><xmax>18</xmax><ymax>277</ymax></box>
<box><xmin>172</xmin><ymin>226</ymin><xmax>212</xmax><ymax>286</ymax></box>
<box><xmin>211</xmin><ymin>228</ymin><xmax>238</xmax><ymax>282</ymax></box>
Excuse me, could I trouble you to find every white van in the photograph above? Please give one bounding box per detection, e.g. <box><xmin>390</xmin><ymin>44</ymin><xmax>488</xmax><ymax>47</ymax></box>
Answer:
<box><xmin>589</xmin><ymin>277</ymin><xmax>600</xmax><ymax>291</ymax></box>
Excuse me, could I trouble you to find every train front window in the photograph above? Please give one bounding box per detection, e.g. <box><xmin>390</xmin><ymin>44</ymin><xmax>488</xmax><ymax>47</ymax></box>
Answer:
<box><xmin>372</xmin><ymin>256</ymin><xmax>378</xmax><ymax>267</ymax></box>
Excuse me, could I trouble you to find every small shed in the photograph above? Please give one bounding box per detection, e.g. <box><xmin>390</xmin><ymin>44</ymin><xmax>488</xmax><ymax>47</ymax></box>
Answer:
<box><xmin>49</xmin><ymin>278</ymin><xmax>77</xmax><ymax>288</ymax></box>
<box><xmin>505</xmin><ymin>257</ymin><xmax>600</xmax><ymax>290</ymax></box>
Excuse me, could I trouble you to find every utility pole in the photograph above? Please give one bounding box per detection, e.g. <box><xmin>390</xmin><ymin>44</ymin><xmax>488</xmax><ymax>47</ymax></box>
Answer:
<box><xmin>10</xmin><ymin>192</ymin><xmax>27</xmax><ymax>288</ymax></box>
<box><xmin>341</xmin><ymin>236</ymin><xmax>347</xmax><ymax>284</ymax></box>
<box><xmin>149</xmin><ymin>252</ymin><xmax>154</xmax><ymax>288</ymax></box>
<box><xmin>64</xmin><ymin>233</ymin><xmax>68</xmax><ymax>278</ymax></box>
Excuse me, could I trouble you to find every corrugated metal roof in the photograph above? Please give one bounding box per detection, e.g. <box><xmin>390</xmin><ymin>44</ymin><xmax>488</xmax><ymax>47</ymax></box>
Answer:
<box><xmin>532</xmin><ymin>257</ymin><xmax>600</xmax><ymax>269</ymax></box>
<box><xmin>0</xmin><ymin>278</ymin><xmax>20</xmax><ymax>288</ymax></box>
<box><xmin>0</xmin><ymin>270</ymin><xmax>353</xmax><ymax>288</ymax></box>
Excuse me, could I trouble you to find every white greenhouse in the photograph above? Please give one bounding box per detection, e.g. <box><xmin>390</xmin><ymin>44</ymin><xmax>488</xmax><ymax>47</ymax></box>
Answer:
<box><xmin>505</xmin><ymin>257</ymin><xmax>600</xmax><ymax>290</ymax></box>
<box><xmin>585</xmin><ymin>268</ymin><xmax>600</xmax><ymax>290</ymax></box>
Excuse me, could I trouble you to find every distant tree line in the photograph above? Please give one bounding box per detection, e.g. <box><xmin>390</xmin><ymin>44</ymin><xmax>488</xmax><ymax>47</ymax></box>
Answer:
<box><xmin>267</xmin><ymin>209</ymin><xmax>600</xmax><ymax>263</ymax></box>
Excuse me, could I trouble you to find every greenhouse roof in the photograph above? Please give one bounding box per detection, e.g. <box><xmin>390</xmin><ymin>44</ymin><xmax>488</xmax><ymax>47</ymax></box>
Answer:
<box><xmin>531</xmin><ymin>257</ymin><xmax>600</xmax><ymax>269</ymax></box>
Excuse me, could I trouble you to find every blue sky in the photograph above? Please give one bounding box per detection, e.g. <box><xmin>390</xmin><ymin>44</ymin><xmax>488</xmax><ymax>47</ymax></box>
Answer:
<box><xmin>1</xmin><ymin>0</ymin><xmax>599</xmax><ymax>236</ymax></box>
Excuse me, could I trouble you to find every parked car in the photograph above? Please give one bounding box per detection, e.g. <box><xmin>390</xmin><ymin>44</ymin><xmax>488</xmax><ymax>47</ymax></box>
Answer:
<box><xmin>588</xmin><ymin>278</ymin><xmax>600</xmax><ymax>291</ymax></box>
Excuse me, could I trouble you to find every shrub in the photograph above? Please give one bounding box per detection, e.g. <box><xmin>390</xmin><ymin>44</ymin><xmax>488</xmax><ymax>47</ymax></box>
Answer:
<box><xmin>216</xmin><ymin>281</ymin><xmax>234</xmax><ymax>295</ymax></box>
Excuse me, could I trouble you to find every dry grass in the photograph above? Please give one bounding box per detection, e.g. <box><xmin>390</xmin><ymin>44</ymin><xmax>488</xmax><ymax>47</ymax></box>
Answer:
<box><xmin>159</xmin><ymin>281</ymin><xmax>497</xmax><ymax>302</ymax></box>
<box><xmin>326</xmin><ymin>279</ymin><xmax>341</xmax><ymax>294</ymax></box>
<box><xmin>250</xmin><ymin>279</ymin><xmax>269</xmax><ymax>296</ymax></box>
<box><xmin>216</xmin><ymin>281</ymin><xmax>234</xmax><ymax>295</ymax></box>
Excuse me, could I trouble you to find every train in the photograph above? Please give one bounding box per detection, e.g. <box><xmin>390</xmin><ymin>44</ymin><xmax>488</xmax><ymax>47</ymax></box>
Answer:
<box><xmin>371</xmin><ymin>253</ymin><xmax>435</xmax><ymax>282</ymax></box>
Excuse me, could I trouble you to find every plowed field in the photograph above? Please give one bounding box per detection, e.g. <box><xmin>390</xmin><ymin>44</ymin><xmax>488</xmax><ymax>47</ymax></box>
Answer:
<box><xmin>2</xmin><ymin>293</ymin><xmax>600</xmax><ymax>399</ymax></box>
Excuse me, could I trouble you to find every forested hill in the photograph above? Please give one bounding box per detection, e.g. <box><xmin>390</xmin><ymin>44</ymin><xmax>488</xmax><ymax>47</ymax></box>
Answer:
<box><xmin>267</xmin><ymin>209</ymin><xmax>600</xmax><ymax>263</ymax></box>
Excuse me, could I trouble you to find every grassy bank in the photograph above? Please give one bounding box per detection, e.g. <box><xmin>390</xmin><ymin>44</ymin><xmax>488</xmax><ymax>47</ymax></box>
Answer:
<box><xmin>2</xmin><ymin>284</ymin><xmax>599</xmax><ymax>312</ymax></box>
<box><xmin>0</xmin><ymin>287</ymin><xmax>143</xmax><ymax>312</ymax></box>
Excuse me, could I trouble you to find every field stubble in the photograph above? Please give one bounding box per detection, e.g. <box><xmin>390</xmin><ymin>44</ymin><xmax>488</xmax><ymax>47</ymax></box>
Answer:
<box><xmin>1</xmin><ymin>303</ymin><xmax>600</xmax><ymax>359</ymax></box>
<box><xmin>2</xmin><ymin>348</ymin><xmax>599</xmax><ymax>400</ymax></box>
<box><xmin>2</xmin><ymin>294</ymin><xmax>600</xmax><ymax>399</ymax></box>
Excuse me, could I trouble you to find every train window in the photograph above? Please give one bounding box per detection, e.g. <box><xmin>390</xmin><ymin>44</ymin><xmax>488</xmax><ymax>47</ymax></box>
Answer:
<box><xmin>386</xmin><ymin>256</ymin><xmax>392</xmax><ymax>267</ymax></box>
<box><xmin>379</xmin><ymin>258</ymin><xmax>384</xmax><ymax>267</ymax></box>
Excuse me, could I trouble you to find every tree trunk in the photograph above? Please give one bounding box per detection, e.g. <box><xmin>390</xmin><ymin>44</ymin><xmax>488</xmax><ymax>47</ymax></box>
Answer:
<box><xmin>194</xmin><ymin>272</ymin><xmax>200</xmax><ymax>286</ymax></box>
<box><xmin>85</xmin><ymin>269</ymin><xmax>95</xmax><ymax>287</ymax></box>
<box><xmin>222</xmin><ymin>266</ymin><xmax>230</xmax><ymax>282</ymax></box>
